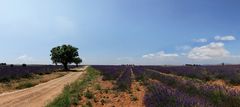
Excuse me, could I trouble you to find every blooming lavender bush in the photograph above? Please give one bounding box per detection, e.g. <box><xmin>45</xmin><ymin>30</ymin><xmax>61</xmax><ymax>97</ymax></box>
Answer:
<box><xmin>145</xmin><ymin>65</ymin><xmax>240</xmax><ymax>85</ymax></box>
<box><xmin>145</xmin><ymin>69</ymin><xmax>240</xmax><ymax>107</ymax></box>
<box><xmin>132</xmin><ymin>66</ymin><xmax>146</xmax><ymax>81</ymax></box>
<box><xmin>144</xmin><ymin>81</ymin><xmax>212</xmax><ymax>107</ymax></box>
<box><xmin>91</xmin><ymin>65</ymin><xmax>123</xmax><ymax>80</ymax></box>
<box><xmin>116</xmin><ymin>66</ymin><xmax>132</xmax><ymax>91</ymax></box>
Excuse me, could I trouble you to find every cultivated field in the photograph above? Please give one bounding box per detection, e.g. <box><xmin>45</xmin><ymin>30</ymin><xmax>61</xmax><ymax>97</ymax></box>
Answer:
<box><xmin>74</xmin><ymin>65</ymin><xmax>240</xmax><ymax>107</ymax></box>
<box><xmin>1</xmin><ymin>65</ymin><xmax>240</xmax><ymax>107</ymax></box>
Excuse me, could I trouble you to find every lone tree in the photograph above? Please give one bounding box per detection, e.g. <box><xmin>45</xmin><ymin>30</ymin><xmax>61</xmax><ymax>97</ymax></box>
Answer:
<box><xmin>50</xmin><ymin>44</ymin><xmax>80</xmax><ymax>70</ymax></box>
<box><xmin>73</xmin><ymin>57</ymin><xmax>82</xmax><ymax>67</ymax></box>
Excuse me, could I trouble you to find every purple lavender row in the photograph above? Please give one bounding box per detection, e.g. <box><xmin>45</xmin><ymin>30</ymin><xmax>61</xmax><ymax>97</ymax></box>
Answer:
<box><xmin>0</xmin><ymin>65</ymin><xmax>71</xmax><ymax>81</ymax></box>
<box><xmin>91</xmin><ymin>65</ymin><xmax>124</xmax><ymax>80</ymax></box>
<box><xmin>146</xmin><ymin>69</ymin><xmax>240</xmax><ymax>106</ymax></box>
<box><xmin>145</xmin><ymin>65</ymin><xmax>240</xmax><ymax>84</ymax></box>
<box><xmin>116</xmin><ymin>66</ymin><xmax>132</xmax><ymax>91</ymax></box>
<box><xmin>132</xmin><ymin>66</ymin><xmax>145</xmax><ymax>81</ymax></box>
<box><xmin>144</xmin><ymin>81</ymin><xmax>212</xmax><ymax>107</ymax></box>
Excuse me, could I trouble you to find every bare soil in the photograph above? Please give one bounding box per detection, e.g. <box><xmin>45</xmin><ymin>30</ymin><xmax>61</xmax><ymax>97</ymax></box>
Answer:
<box><xmin>78</xmin><ymin>76</ymin><xmax>146</xmax><ymax>107</ymax></box>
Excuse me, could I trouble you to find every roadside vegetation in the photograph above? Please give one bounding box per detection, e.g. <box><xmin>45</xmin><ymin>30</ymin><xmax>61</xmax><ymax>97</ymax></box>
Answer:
<box><xmin>46</xmin><ymin>67</ymin><xmax>100</xmax><ymax>107</ymax></box>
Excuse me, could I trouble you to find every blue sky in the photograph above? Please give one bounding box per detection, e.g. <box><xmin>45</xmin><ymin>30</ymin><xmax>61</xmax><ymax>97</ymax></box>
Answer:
<box><xmin>0</xmin><ymin>0</ymin><xmax>240</xmax><ymax>65</ymax></box>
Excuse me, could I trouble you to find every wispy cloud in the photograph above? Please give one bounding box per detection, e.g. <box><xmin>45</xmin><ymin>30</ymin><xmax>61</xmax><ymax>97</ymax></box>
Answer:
<box><xmin>176</xmin><ymin>45</ymin><xmax>192</xmax><ymax>51</ymax></box>
<box><xmin>193</xmin><ymin>38</ymin><xmax>208</xmax><ymax>43</ymax></box>
<box><xmin>214</xmin><ymin>35</ymin><xmax>236</xmax><ymax>41</ymax></box>
<box><xmin>16</xmin><ymin>54</ymin><xmax>34</xmax><ymax>63</ymax></box>
<box><xmin>142</xmin><ymin>51</ymin><xmax>179</xmax><ymax>59</ymax></box>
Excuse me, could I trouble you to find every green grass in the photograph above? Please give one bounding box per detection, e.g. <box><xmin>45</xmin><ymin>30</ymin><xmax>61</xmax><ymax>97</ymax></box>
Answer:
<box><xmin>46</xmin><ymin>67</ymin><xmax>100</xmax><ymax>107</ymax></box>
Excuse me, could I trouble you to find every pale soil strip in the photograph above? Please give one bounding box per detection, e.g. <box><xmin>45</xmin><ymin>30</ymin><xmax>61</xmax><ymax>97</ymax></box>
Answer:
<box><xmin>0</xmin><ymin>66</ymin><xmax>88</xmax><ymax>107</ymax></box>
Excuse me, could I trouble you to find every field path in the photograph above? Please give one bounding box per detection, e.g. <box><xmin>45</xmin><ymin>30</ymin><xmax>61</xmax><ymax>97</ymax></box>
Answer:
<box><xmin>0</xmin><ymin>66</ymin><xmax>88</xmax><ymax>107</ymax></box>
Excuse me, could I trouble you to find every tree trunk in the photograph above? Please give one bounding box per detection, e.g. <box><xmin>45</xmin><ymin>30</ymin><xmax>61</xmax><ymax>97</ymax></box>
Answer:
<box><xmin>63</xmin><ymin>63</ymin><xmax>69</xmax><ymax>71</ymax></box>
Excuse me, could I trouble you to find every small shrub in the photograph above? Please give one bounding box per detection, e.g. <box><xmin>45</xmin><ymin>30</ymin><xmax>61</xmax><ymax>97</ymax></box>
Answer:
<box><xmin>100</xmin><ymin>99</ymin><xmax>106</xmax><ymax>105</ymax></box>
<box><xmin>72</xmin><ymin>97</ymin><xmax>79</xmax><ymax>105</ymax></box>
<box><xmin>38</xmin><ymin>72</ymin><xmax>45</xmax><ymax>75</ymax></box>
<box><xmin>103</xmin><ymin>89</ymin><xmax>109</xmax><ymax>94</ymax></box>
<box><xmin>22</xmin><ymin>73</ymin><xmax>33</xmax><ymax>78</ymax></box>
<box><xmin>85</xmin><ymin>100</ymin><xmax>93</xmax><ymax>107</ymax></box>
<box><xmin>210</xmin><ymin>90</ymin><xmax>224</xmax><ymax>105</ymax></box>
<box><xmin>94</xmin><ymin>96</ymin><xmax>98</xmax><ymax>102</ymax></box>
<box><xmin>166</xmin><ymin>79</ymin><xmax>177</xmax><ymax>86</ymax></box>
<box><xmin>45</xmin><ymin>72</ymin><xmax>51</xmax><ymax>74</ymax></box>
<box><xmin>113</xmin><ymin>93</ymin><xmax>118</xmax><ymax>98</ymax></box>
<box><xmin>0</xmin><ymin>63</ymin><xmax>6</xmax><ymax>66</ymax></box>
<box><xmin>0</xmin><ymin>77</ymin><xmax>11</xmax><ymax>82</ymax></box>
<box><xmin>84</xmin><ymin>90</ymin><xmax>93</xmax><ymax>99</ymax></box>
<box><xmin>136</xmin><ymin>75</ymin><xmax>146</xmax><ymax>82</ymax></box>
<box><xmin>78</xmin><ymin>94</ymin><xmax>82</xmax><ymax>101</ymax></box>
<box><xmin>22</xmin><ymin>64</ymin><xmax>27</xmax><ymax>67</ymax></box>
<box><xmin>118</xmin><ymin>83</ymin><xmax>130</xmax><ymax>91</ymax></box>
<box><xmin>130</xmin><ymin>95</ymin><xmax>138</xmax><ymax>101</ymax></box>
<box><xmin>95</xmin><ymin>84</ymin><xmax>101</xmax><ymax>90</ymax></box>
<box><xmin>16</xmin><ymin>82</ymin><xmax>35</xmax><ymax>89</ymax></box>
<box><xmin>136</xmin><ymin>87</ymin><xmax>141</xmax><ymax>91</ymax></box>
<box><xmin>128</xmin><ymin>90</ymin><xmax>132</xmax><ymax>94</ymax></box>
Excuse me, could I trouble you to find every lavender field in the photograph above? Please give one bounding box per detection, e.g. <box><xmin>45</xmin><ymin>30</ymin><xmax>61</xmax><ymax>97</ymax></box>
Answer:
<box><xmin>92</xmin><ymin>65</ymin><xmax>240</xmax><ymax>107</ymax></box>
<box><xmin>0</xmin><ymin>65</ymin><xmax>76</xmax><ymax>82</ymax></box>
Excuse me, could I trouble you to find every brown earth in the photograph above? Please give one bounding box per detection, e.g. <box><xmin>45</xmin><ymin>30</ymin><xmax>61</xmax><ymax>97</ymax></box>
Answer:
<box><xmin>0</xmin><ymin>66</ymin><xmax>87</xmax><ymax>107</ymax></box>
<box><xmin>78</xmin><ymin>76</ymin><xmax>146</xmax><ymax>107</ymax></box>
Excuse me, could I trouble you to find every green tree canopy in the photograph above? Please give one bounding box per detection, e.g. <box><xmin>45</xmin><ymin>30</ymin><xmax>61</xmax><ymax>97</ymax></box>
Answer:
<box><xmin>50</xmin><ymin>44</ymin><xmax>80</xmax><ymax>70</ymax></box>
<box><xmin>73</xmin><ymin>57</ymin><xmax>82</xmax><ymax>67</ymax></box>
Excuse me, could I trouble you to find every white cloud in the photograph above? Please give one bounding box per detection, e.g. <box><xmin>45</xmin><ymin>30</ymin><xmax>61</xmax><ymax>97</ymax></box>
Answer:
<box><xmin>188</xmin><ymin>42</ymin><xmax>230</xmax><ymax>60</ymax></box>
<box><xmin>140</xmin><ymin>51</ymin><xmax>182</xmax><ymax>65</ymax></box>
<box><xmin>142</xmin><ymin>51</ymin><xmax>179</xmax><ymax>59</ymax></box>
<box><xmin>214</xmin><ymin>35</ymin><xmax>236</xmax><ymax>41</ymax></box>
<box><xmin>193</xmin><ymin>38</ymin><xmax>208</xmax><ymax>43</ymax></box>
<box><xmin>16</xmin><ymin>55</ymin><xmax>34</xmax><ymax>63</ymax></box>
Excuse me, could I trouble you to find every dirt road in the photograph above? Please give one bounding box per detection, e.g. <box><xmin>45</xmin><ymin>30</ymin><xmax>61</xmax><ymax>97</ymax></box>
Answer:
<box><xmin>0</xmin><ymin>66</ymin><xmax>88</xmax><ymax>107</ymax></box>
